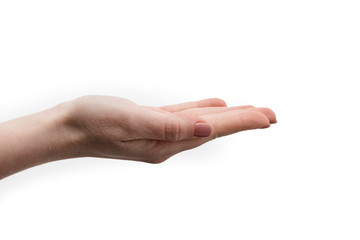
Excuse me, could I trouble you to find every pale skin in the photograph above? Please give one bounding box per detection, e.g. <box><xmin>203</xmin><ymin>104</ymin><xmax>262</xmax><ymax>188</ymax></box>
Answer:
<box><xmin>0</xmin><ymin>95</ymin><xmax>277</xmax><ymax>179</ymax></box>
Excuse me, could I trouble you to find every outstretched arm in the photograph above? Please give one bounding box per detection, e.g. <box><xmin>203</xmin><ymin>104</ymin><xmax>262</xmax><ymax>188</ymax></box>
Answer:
<box><xmin>0</xmin><ymin>96</ymin><xmax>276</xmax><ymax>179</ymax></box>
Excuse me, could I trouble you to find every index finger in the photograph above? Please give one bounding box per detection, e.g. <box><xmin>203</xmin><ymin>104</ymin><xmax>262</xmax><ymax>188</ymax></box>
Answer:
<box><xmin>160</xmin><ymin>98</ymin><xmax>227</xmax><ymax>112</ymax></box>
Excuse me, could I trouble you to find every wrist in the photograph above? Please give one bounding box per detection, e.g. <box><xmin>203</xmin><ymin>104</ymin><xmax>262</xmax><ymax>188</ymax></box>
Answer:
<box><xmin>0</xmin><ymin>101</ymin><xmax>86</xmax><ymax>178</ymax></box>
<box><xmin>47</xmin><ymin>101</ymin><xmax>87</xmax><ymax>160</ymax></box>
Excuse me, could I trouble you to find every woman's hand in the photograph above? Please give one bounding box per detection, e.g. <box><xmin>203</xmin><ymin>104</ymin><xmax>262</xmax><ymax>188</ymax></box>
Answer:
<box><xmin>0</xmin><ymin>95</ymin><xmax>276</xmax><ymax>179</ymax></box>
<box><xmin>66</xmin><ymin>95</ymin><xmax>277</xmax><ymax>163</ymax></box>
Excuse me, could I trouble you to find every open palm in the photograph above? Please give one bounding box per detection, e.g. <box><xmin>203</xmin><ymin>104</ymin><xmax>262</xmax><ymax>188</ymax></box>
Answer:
<box><xmin>68</xmin><ymin>95</ymin><xmax>276</xmax><ymax>163</ymax></box>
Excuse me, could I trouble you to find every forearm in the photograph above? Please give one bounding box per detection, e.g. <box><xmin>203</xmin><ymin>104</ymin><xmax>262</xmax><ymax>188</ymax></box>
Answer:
<box><xmin>0</xmin><ymin>103</ymin><xmax>84</xmax><ymax>179</ymax></box>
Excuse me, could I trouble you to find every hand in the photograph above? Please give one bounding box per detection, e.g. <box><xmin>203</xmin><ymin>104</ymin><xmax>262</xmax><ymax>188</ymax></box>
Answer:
<box><xmin>66</xmin><ymin>95</ymin><xmax>277</xmax><ymax>163</ymax></box>
<box><xmin>0</xmin><ymin>95</ymin><xmax>276</xmax><ymax>179</ymax></box>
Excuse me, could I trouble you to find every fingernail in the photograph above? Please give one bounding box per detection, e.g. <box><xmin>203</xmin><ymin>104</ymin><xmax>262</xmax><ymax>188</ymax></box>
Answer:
<box><xmin>194</xmin><ymin>123</ymin><xmax>211</xmax><ymax>137</ymax></box>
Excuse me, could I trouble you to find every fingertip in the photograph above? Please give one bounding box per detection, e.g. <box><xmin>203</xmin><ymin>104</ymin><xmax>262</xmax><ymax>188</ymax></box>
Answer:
<box><xmin>260</xmin><ymin>121</ymin><xmax>271</xmax><ymax>129</ymax></box>
<box><xmin>249</xmin><ymin>107</ymin><xmax>277</xmax><ymax>124</ymax></box>
<box><xmin>264</xmin><ymin>107</ymin><xmax>277</xmax><ymax>123</ymax></box>
<box><xmin>205</xmin><ymin>98</ymin><xmax>227</xmax><ymax>107</ymax></box>
<box><xmin>242</xmin><ymin>110</ymin><xmax>271</xmax><ymax>130</ymax></box>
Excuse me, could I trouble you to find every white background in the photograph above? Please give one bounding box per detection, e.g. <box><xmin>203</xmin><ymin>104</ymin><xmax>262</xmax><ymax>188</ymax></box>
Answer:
<box><xmin>0</xmin><ymin>0</ymin><xmax>359</xmax><ymax>239</ymax></box>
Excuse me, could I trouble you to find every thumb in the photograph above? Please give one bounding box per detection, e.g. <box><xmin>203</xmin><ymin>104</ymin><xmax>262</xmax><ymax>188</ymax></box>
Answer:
<box><xmin>135</xmin><ymin>110</ymin><xmax>212</xmax><ymax>141</ymax></box>
<box><xmin>161</xmin><ymin>118</ymin><xmax>212</xmax><ymax>141</ymax></box>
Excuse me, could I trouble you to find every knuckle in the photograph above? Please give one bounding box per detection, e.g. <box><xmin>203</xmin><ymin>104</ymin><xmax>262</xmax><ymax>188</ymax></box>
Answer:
<box><xmin>164</xmin><ymin>119</ymin><xmax>181</xmax><ymax>141</ymax></box>
<box><xmin>247</xmin><ymin>111</ymin><xmax>270</xmax><ymax>128</ymax></box>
